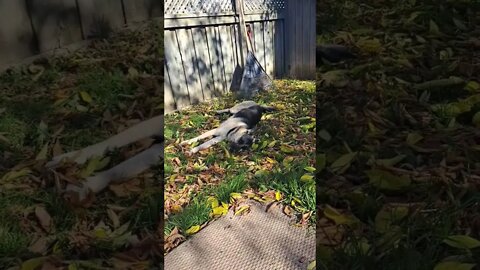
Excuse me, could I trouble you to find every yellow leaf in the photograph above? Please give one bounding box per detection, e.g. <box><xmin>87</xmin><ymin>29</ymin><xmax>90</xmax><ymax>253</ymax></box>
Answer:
<box><xmin>434</xmin><ymin>261</ymin><xmax>476</xmax><ymax>270</ymax></box>
<box><xmin>283</xmin><ymin>156</ymin><xmax>294</xmax><ymax>167</ymax></box>
<box><xmin>280</xmin><ymin>144</ymin><xmax>295</xmax><ymax>153</ymax></box>
<box><xmin>307</xmin><ymin>260</ymin><xmax>316</xmax><ymax>270</ymax></box>
<box><xmin>35</xmin><ymin>143</ymin><xmax>49</xmax><ymax>161</ymax></box>
<box><xmin>300</xmin><ymin>174</ymin><xmax>314</xmax><ymax>182</ymax></box>
<box><xmin>443</xmin><ymin>235</ymin><xmax>480</xmax><ymax>249</ymax></box>
<box><xmin>375</xmin><ymin>206</ymin><xmax>409</xmax><ymax>233</ymax></box>
<box><xmin>330</xmin><ymin>152</ymin><xmax>357</xmax><ymax>173</ymax></box>
<box><xmin>472</xmin><ymin>112</ymin><xmax>480</xmax><ymax>127</ymax></box>
<box><xmin>275</xmin><ymin>191</ymin><xmax>282</xmax><ymax>201</ymax></box>
<box><xmin>79</xmin><ymin>91</ymin><xmax>93</xmax><ymax>103</ymax></box>
<box><xmin>253</xmin><ymin>196</ymin><xmax>266</xmax><ymax>203</ymax></box>
<box><xmin>221</xmin><ymin>202</ymin><xmax>229</xmax><ymax>209</ymax></box>
<box><xmin>234</xmin><ymin>205</ymin><xmax>250</xmax><ymax>216</ymax></box>
<box><xmin>324</xmin><ymin>205</ymin><xmax>357</xmax><ymax>225</ymax></box>
<box><xmin>94</xmin><ymin>228</ymin><xmax>108</xmax><ymax>239</ymax></box>
<box><xmin>304</xmin><ymin>166</ymin><xmax>316</xmax><ymax>173</ymax></box>
<box><xmin>366</xmin><ymin>169</ymin><xmax>411</xmax><ymax>191</ymax></box>
<box><xmin>268</xmin><ymin>140</ymin><xmax>276</xmax><ymax>148</ymax></box>
<box><xmin>1</xmin><ymin>168</ymin><xmax>31</xmax><ymax>182</ymax></box>
<box><xmin>21</xmin><ymin>257</ymin><xmax>47</xmax><ymax>270</ymax></box>
<box><xmin>212</xmin><ymin>206</ymin><xmax>228</xmax><ymax>217</ymax></box>
<box><xmin>230</xmin><ymin>193</ymin><xmax>242</xmax><ymax>200</ymax></box>
<box><xmin>186</xmin><ymin>225</ymin><xmax>201</xmax><ymax>235</ymax></box>
<box><xmin>68</xmin><ymin>263</ymin><xmax>79</xmax><ymax>270</ymax></box>
<box><xmin>207</xmin><ymin>197</ymin><xmax>219</xmax><ymax>208</ymax></box>
<box><xmin>406</xmin><ymin>132</ymin><xmax>423</xmax><ymax>145</ymax></box>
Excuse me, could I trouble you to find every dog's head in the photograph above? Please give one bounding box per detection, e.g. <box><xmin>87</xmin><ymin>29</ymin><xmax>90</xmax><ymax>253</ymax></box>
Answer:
<box><xmin>228</xmin><ymin>128</ymin><xmax>255</xmax><ymax>152</ymax></box>
<box><xmin>230</xmin><ymin>133</ymin><xmax>254</xmax><ymax>152</ymax></box>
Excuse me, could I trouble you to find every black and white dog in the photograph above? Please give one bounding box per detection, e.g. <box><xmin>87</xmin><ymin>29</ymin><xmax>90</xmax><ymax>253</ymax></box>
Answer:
<box><xmin>180</xmin><ymin>101</ymin><xmax>276</xmax><ymax>154</ymax></box>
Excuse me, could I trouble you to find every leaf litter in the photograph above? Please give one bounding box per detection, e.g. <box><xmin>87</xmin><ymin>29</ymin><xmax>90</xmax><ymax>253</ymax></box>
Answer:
<box><xmin>318</xmin><ymin>0</ymin><xmax>480</xmax><ymax>269</ymax></box>
<box><xmin>0</xmin><ymin>21</ymin><xmax>163</xmax><ymax>268</ymax></box>
<box><xmin>164</xmin><ymin>80</ymin><xmax>316</xmax><ymax>253</ymax></box>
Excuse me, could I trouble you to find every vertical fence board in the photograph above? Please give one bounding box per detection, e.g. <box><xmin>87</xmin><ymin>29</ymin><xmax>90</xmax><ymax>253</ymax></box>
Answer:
<box><xmin>176</xmin><ymin>28</ymin><xmax>204</xmax><ymax>104</ymax></box>
<box><xmin>29</xmin><ymin>0</ymin><xmax>82</xmax><ymax>52</ymax></box>
<box><xmin>214</xmin><ymin>26</ymin><xmax>228</xmax><ymax>93</ymax></box>
<box><xmin>219</xmin><ymin>24</ymin><xmax>235</xmax><ymax>92</ymax></box>
<box><xmin>274</xmin><ymin>19</ymin><xmax>285</xmax><ymax>78</ymax></box>
<box><xmin>192</xmin><ymin>27</ymin><xmax>215</xmax><ymax>100</ymax></box>
<box><xmin>205</xmin><ymin>26</ymin><xmax>224</xmax><ymax>97</ymax></box>
<box><xmin>0</xmin><ymin>1</ymin><xmax>36</xmax><ymax>66</ymax></box>
<box><xmin>164</xmin><ymin>65</ymin><xmax>177</xmax><ymax>112</ymax></box>
<box><xmin>77</xmin><ymin>0</ymin><xmax>125</xmax><ymax>39</ymax></box>
<box><xmin>264</xmin><ymin>21</ymin><xmax>274</xmax><ymax>77</ymax></box>
<box><xmin>123</xmin><ymin>0</ymin><xmax>163</xmax><ymax>23</ymax></box>
<box><xmin>164</xmin><ymin>30</ymin><xmax>190</xmax><ymax>109</ymax></box>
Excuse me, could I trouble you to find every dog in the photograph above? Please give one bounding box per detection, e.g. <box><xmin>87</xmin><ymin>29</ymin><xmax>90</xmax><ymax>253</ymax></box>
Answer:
<box><xmin>180</xmin><ymin>101</ymin><xmax>276</xmax><ymax>154</ymax></box>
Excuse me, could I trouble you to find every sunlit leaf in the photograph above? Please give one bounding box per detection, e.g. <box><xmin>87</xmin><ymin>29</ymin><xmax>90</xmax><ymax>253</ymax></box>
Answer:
<box><xmin>186</xmin><ymin>225</ymin><xmax>200</xmax><ymax>235</ymax></box>
<box><xmin>234</xmin><ymin>205</ymin><xmax>250</xmax><ymax>216</ymax></box>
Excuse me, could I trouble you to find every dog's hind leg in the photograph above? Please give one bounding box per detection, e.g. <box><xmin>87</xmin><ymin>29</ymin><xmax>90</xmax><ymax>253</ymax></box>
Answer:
<box><xmin>189</xmin><ymin>136</ymin><xmax>225</xmax><ymax>154</ymax></box>
<box><xmin>180</xmin><ymin>128</ymin><xmax>218</xmax><ymax>145</ymax></box>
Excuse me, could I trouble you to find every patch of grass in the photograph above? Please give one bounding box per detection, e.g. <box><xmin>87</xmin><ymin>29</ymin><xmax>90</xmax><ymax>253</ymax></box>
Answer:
<box><xmin>76</xmin><ymin>68</ymin><xmax>135</xmax><ymax>110</ymax></box>
<box><xmin>211</xmin><ymin>171</ymin><xmax>248</xmax><ymax>203</ymax></box>
<box><xmin>0</xmin><ymin>113</ymin><xmax>29</xmax><ymax>151</ymax></box>
<box><xmin>165</xmin><ymin>196</ymin><xmax>211</xmax><ymax>234</ymax></box>
<box><xmin>0</xmin><ymin>225</ymin><xmax>29</xmax><ymax>258</ymax></box>
<box><xmin>254</xmin><ymin>161</ymin><xmax>316</xmax><ymax>219</ymax></box>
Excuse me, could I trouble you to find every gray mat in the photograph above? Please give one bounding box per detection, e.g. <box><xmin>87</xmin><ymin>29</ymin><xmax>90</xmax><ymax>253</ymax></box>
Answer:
<box><xmin>165</xmin><ymin>200</ymin><xmax>315</xmax><ymax>270</ymax></box>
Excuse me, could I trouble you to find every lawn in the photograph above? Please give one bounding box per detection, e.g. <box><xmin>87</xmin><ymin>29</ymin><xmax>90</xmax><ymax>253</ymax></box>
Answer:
<box><xmin>0</xmin><ymin>21</ymin><xmax>163</xmax><ymax>268</ymax></box>
<box><xmin>317</xmin><ymin>1</ymin><xmax>480</xmax><ymax>269</ymax></box>
<box><xmin>164</xmin><ymin>80</ymin><xmax>316</xmax><ymax>253</ymax></box>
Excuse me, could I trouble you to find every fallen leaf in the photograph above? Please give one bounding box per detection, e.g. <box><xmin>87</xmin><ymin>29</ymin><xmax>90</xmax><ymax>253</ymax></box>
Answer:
<box><xmin>35</xmin><ymin>206</ymin><xmax>52</xmax><ymax>232</ymax></box>
<box><xmin>186</xmin><ymin>225</ymin><xmax>200</xmax><ymax>235</ymax></box>
<box><xmin>307</xmin><ymin>260</ymin><xmax>316</xmax><ymax>270</ymax></box>
<box><xmin>234</xmin><ymin>205</ymin><xmax>250</xmax><ymax>216</ymax></box>
<box><xmin>434</xmin><ymin>261</ymin><xmax>476</xmax><ymax>270</ymax></box>
<box><xmin>275</xmin><ymin>191</ymin><xmax>282</xmax><ymax>201</ymax></box>
<box><xmin>330</xmin><ymin>152</ymin><xmax>357</xmax><ymax>173</ymax></box>
<box><xmin>443</xmin><ymin>235</ymin><xmax>480</xmax><ymax>249</ymax></box>
<box><xmin>300</xmin><ymin>174</ymin><xmax>314</xmax><ymax>182</ymax></box>
<box><xmin>79</xmin><ymin>91</ymin><xmax>93</xmax><ymax>103</ymax></box>
<box><xmin>366</xmin><ymin>169</ymin><xmax>411</xmax><ymax>191</ymax></box>
<box><xmin>21</xmin><ymin>257</ymin><xmax>47</xmax><ymax>270</ymax></box>
<box><xmin>324</xmin><ymin>205</ymin><xmax>357</xmax><ymax>225</ymax></box>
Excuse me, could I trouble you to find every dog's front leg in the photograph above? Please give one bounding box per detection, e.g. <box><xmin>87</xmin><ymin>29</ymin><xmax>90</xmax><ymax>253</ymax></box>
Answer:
<box><xmin>180</xmin><ymin>128</ymin><xmax>217</xmax><ymax>146</ymax></box>
<box><xmin>190</xmin><ymin>136</ymin><xmax>225</xmax><ymax>154</ymax></box>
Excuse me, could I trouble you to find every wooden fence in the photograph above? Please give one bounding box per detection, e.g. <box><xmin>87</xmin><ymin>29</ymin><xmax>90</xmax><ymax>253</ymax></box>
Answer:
<box><xmin>0</xmin><ymin>0</ymin><xmax>163</xmax><ymax>69</ymax></box>
<box><xmin>164</xmin><ymin>0</ymin><xmax>315</xmax><ymax>113</ymax></box>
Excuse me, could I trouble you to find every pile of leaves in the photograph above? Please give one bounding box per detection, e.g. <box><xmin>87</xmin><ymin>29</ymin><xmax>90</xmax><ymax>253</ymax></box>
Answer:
<box><xmin>0</xmin><ymin>21</ymin><xmax>163</xmax><ymax>268</ymax></box>
<box><xmin>164</xmin><ymin>80</ymin><xmax>316</xmax><ymax>253</ymax></box>
<box><xmin>317</xmin><ymin>0</ymin><xmax>480</xmax><ymax>269</ymax></box>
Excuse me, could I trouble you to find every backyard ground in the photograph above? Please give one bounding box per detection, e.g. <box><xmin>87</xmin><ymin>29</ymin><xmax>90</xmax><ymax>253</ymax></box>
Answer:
<box><xmin>0</xmin><ymin>21</ymin><xmax>163</xmax><ymax>268</ymax></box>
<box><xmin>317</xmin><ymin>0</ymin><xmax>480</xmax><ymax>269</ymax></box>
<box><xmin>163</xmin><ymin>80</ymin><xmax>316</xmax><ymax>254</ymax></box>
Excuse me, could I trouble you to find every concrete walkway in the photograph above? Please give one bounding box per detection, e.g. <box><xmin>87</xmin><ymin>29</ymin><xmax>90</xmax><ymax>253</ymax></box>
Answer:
<box><xmin>165</xmin><ymin>200</ymin><xmax>315</xmax><ymax>270</ymax></box>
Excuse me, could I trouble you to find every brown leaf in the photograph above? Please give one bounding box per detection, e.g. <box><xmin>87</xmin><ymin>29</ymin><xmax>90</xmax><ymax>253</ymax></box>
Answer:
<box><xmin>35</xmin><ymin>206</ymin><xmax>52</xmax><ymax>232</ymax></box>
<box><xmin>28</xmin><ymin>236</ymin><xmax>49</xmax><ymax>254</ymax></box>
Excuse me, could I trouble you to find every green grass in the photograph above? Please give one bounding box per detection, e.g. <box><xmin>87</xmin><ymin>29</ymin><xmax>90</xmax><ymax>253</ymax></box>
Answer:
<box><xmin>164</xmin><ymin>80</ymin><xmax>316</xmax><ymax>245</ymax></box>
<box><xmin>0</xmin><ymin>22</ymin><xmax>162</xmax><ymax>267</ymax></box>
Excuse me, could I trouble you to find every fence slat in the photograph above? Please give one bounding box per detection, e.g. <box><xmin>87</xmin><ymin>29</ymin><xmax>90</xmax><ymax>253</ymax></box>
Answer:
<box><xmin>77</xmin><ymin>0</ymin><xmax>125</xmax><ymax>39</ymax></box>
<box><xmin>29</xmin><ymin>0</ymin><xmax>83</xmax><ymax>52</ymax></box>
<box><xmin>164</xmin><ymin>30</ymin><xmax>190</xmax><ymax>109</ymax></box>
<box><xmin>164</xmin><ymin>68</ymin><xmax>177</xmax><ymax>112</ymax></box>
<box><xmin>176</xmin><ymin>28</ymin><xmax>204</xmax><ymax>105</ymax></box>
<box><xmin>205</xmin><ymin>26</ymin><xmax>224</xmax><ymax>97</ymax></box>
<box><xmin>123</xmin><ymin>0</ymin><xmax>163</xmax><ymax>24</ymax></box>
<box><xmin>0</xmin><ymin>1</ymin><xmax>36</xmax><ymax>67</ymax></box>
<box><xmin>218</xmin><ymin>24</ymin><xmax>235</xmax><ymax>92</ymax></box>
<box><xmin>264</xmin><ymin>21</ymin><xmax>274</xmax><ymax>77</ymax></box>
<box><xmin>192</xmin><ymin>27</ymin><xmax>215</xmax><ymax>100</ymax></box>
